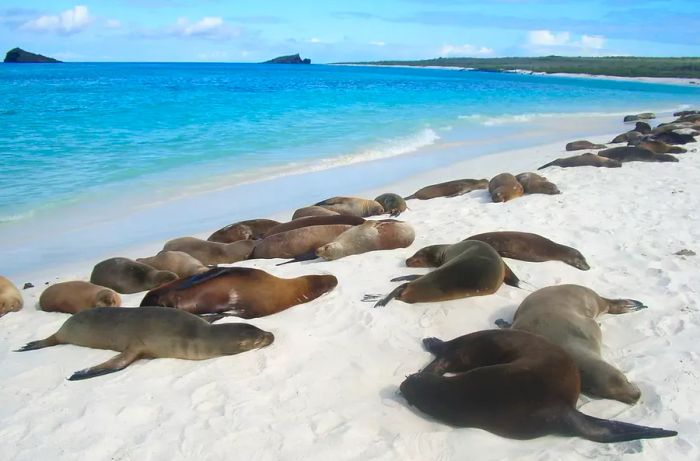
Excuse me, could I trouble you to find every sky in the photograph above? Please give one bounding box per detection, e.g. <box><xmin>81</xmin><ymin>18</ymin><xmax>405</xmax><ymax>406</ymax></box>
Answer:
<box><xmin>0</xmin><ymin>0</ymin><xmax>698</xmax><ymax>62</ymax></box>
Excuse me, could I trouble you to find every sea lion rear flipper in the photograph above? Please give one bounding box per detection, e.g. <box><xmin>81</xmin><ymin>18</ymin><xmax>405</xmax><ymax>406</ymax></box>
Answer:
<box><xmin>365</xmin><ymin>283</ymin><xmax>408</xmax><ymax>308</ymax></box>
<box><xmin>275</xmin><ymin>251</ymin><xmax>319</xmax><ymax>266</ymax></box>
<box><xmin>391</xmin><ymin>275</ymin><xmax>422</xmax><ymax>282</ymax></box>
<box><xmin>494</xmin><ymin>319</ymin><xmax>512</xmax><ymax>329</ymax></box>
<box><xmin>537</xmin><ymin>160</ymin><xmax>556</xmax><ymax>170</ymax></box>
<box><xmin>562</xmin><ymin>409</ymin><xmax>677</xmax><ymax>443</ymax></box>
<box><xmin>404</xmin><ymin>194</ymin><xmax>416</xmax><ymax>200</ymax></box>
<box><xmin>15</xmin><ymin>335</ymin><xmax>59</xmax><ymax>352</ymax></box>
<box><xmin>198</xmin><ymin>313</ymin><xmax>236</xmax><ymax>323</ymax></box>
<box><xmin>605</xmin><ymin>298</ymin><xmax>648</xmax><ymax>314</ymax></box>
<box><xmin>503</xmin><ymin>264</ymin><xmax>521</xmax><ymax>288</ymax></box>
<box><xmin>68</xmin><ymin>349</ymin><xmax>142</xmax><ymax>381</ymax></box>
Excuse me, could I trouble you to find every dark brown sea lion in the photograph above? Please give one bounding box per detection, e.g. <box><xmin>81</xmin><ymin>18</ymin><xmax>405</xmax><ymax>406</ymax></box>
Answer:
<box><xmin>39</xmin><ymin>281</ymin><xmax>121</xmax><ymax>314</ymax></box>
<box><xmin>538</xmin><ymin>153</ymin><xmax>622</xmax><ymax>170</ymax></box>
<box><xmin>314</xmin><ymin>196</ymin><xmax>384</xmax><ymax>217</ymax></box>
<box><xmin>90</xmin><ymin>257</ymin><xmax>178</xmax><ymax>294</ymax></box>
<box><xmin>637</xmin><ymin>140</ymin><xmax>687</xmax><ymax>154</ymax></box>
<box><xmin>611</xmin><ymin>130</ymin><xmax>644</xmax><ymax>144</ymax></box>
<box><xmin>399</xmin><ymin>329</ymin><xmax>677</xmax><ymax>442</ymax></box>
<box><xmin>674</xmin><ymin>110</ymin><xmax>700</xmax><ymax>117</ymax></box>
<box><xmin>207</xmin><ymin>219</ymin><xmax>280</xmax><ymax>243</ymax></box>
<box><xmin>488</xmin><ymin>173</ymin><xmax>524</xmax><ymax>202</ymax></box>
<box><xmin>252</xmin><ymin>224</ymin><xmax>351</xmax><ymax>259</ymax></box>
<box><xmin>565</xmin><ymin>140</ymin><xmax>606</xmax><ymax>151</ymax></box>
<box><xmin>514</xmin><ymin>172</ymin><xmax>560</xmax><ymax>195</ymax></box>
<box><xmin>598</xmin><ymin>147</ymin><xmax>678</xmax><ymax>163</ymax></box>
<box><xmin>264</xmin><ymin>215</ymin><xmax>365</xmax><ymax>238</ymax></box>
<box><xmin>405</xmin><ymin>179</ymin><xmax>488</xmax><ymax>200</ymax></box>
<box><xmin>634</xmin><ymin>121</ymin><xmax>652</xmax><ymax>134</ymax></box>
<box><xmin>315</xmin><ymin>220</ymin><xmax>415</xmax><ymax>261</ymax></box>
<box><xmin>0</xmin><ymin>276</ymin><xmax>23</xmax><ymax>317</ymax></box>
<box><xmin>163</xmin><ymin>237</ymin><xmax>256</xmax><ymax>265</ymax></box>
<box><xmin>16</xmin><ymin>307</ymin><xmax>274</xmax><ymax>380</ymax></box>
<box><xmin>140</xmin><ymin>267</ymin><xmax>338</xmax><ymax>319</ymax></box>
<box><xmin>498</xmin><ymin>284</ymin><xmax>644</xmax><ymax>404</ymax></box>
<box><xmin>374</xmin><ymin>193</ymin><xmax>407</xmax><ymax>217</ymax></box>
<box><xmin>651</xmin><ymin>122</ymin><xmax>694</xmax><ymax>135</ymax></box>
<box><xmin>136</xmin><ymin>251</ymin><xmax>209</xmax><ymax>278</ymax></box>
<box><xmin>291</xmin><ymin>206</ymin><xmax>339</xmax><ymax>219</ymax></box>
<box><xmin>465</xmin><ymin>231</ymin><xmax>589</xmax><ymax>270</ymax></box>
<box><xmin>653</xmin><ymin>132</ymin><xmax>696</xmax><ymax>145</ymax></box>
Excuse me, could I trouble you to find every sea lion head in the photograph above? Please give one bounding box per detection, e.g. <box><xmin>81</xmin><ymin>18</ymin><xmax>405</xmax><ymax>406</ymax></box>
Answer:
<box><xmin>0</xmin><ymin>297</ymin><xmax>22</xmax><ymax>316</ymax></box>
<box><xmin>375</xmin><ymin>193</ymin><xmax>407</xmax><ymax>217</ymax></box>
<box><xmin>95</xmin><ymin>289</ymin><xmax>122</xmax><ymax>308</ymax></box>
<box><xmin>305</xmin><ymin>274</ymin><xmax>339</xmax><ymax>297</ymax></box>
<box><xmin>405</xmin><ymin>245</ymin><xmax>444</xmax><ymax>267</ymax></box>
<box><xmin>367</xmin><ymin>202</ymin><xmax>385</xmax><ymax>217</ymax></box>
<box><xmin>538</xmin><ymin>182</ymin><xmax>561</xmax><ymax>195</ymax></box>
<box><xmin>569</xmin><ymin>251</ymin><xmax>590</xmax><ymax>271</ymax></box>
<box><xmin>213</xmin><ymin>323</ymin><xmax>275</xmax><ymax>353</ymax></box>
<box><xmin>315</xmin><ymin>242</ymin><xmax>344</xmax><ymax>261</ymax></box>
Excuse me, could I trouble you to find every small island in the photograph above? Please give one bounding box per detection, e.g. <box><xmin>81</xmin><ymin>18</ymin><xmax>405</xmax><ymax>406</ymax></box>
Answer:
<box><xmin>4</xmin><ymin>47</ymin><xmax>61</xmax><ymax>63</ymax></box>
<box><xmin>264</xmin><ymin>53</ymin><xmax>311</xmax><ymax>64</ymax></box>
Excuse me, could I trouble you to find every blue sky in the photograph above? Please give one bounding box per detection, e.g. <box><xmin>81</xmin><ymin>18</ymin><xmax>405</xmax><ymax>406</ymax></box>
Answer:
<box><xmin>0</xmin><ymin>1</ymin><xmax>698</xmax><ymax>62</ymax></box>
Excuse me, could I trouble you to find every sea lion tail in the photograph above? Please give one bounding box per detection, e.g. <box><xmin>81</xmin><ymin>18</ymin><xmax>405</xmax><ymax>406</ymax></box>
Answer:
<box><xmin>15</xmin><ymin>335</ymin><xmax>59</xmax><ymax>352</ymax></box>
<box><xmin>563</xmin><ymin>410</ymin><xmax>677</xmax><ymax>443</ymax></box>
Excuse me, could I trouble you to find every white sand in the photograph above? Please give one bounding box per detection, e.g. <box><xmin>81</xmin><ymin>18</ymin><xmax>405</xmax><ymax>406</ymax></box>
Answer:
<box><xmin>1</xmin><ymin>129</ymin><xmax>699</xmax><ymax>460</ymax></box>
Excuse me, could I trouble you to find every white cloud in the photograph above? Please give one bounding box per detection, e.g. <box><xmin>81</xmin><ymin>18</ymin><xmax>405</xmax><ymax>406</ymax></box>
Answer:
<box><xmin>105</xmin><ymin>19</ymin><xmax>121</xmax><ymax>29</ymax></box>
<box><xmin>22</xmin><ymin>5</ymin><xmax>91</xmax><ymax>34</ymax></box>
<box><xmin>528</xmin><ymin>30</ymin><xmax>571</xmax><ymax>47</ymax></box>
<box><xmin>309</xmin><ymin>37</ymin><xmax>322</xmax><ymax>43</ymax></box>
<box><xmin>440</xmin><ymin>44</ymin><xmax>494</xmax><ymax>57</ymax></box>
<box><xmin>527</xmin><ymin>30</ymin><xmax>606</xmax><ymax>53</ymax></box>
<box><xmin>581</xmin><ymin>34</ymin><xmax>605</xmax><ymax>50</ymax></box>
<box><xmin>175</xmin><ymin>16</ymin><xmax>238</xmax><ymax>39</ymax></box>
<box><xmin>370</xmin><ymin>41</ymin><xmax>386</xmax><ymax>47</ymax></box>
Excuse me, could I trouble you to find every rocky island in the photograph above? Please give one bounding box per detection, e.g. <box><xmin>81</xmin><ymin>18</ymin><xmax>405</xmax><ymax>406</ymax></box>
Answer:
<box><xmin>264</xmin><ymin>53</ymin><xmax>311</xmax><ymax>64</ymax></box>
<box><xmin>4</xmin><ymin>47</ymin><xmax>61</xmax><ymax>63</ymax></box>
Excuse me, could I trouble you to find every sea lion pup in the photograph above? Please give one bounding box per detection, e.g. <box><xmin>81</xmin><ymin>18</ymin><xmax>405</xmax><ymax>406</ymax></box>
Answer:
<box><xmin>538</xmin><ymin>153</ymin><xmax>622</xmax><ymax>170</ymax></box>
<box><xmin>207</xmin><ymin>219</ymin><xmax>280</xmax><ymax>244</ymax></box>
<box><xmin>252</xmin><ymin>224</ymin><xmax>352</xmax><ymax>259</ymax></box>
<box><xmin>498</xmin><ymin>284</ymin><xmax>646</xmax><ymax>404</ymax></box>
<box><xmin>314</xmin><ymin>196</ymin><xmax>385</xmax><ymax>217</ymax></box>
<box><xmin>598</xmin><ymin>147</ymin><xmax>678</xmax><ymax>163</ymax></box>
<box><xmin>163</xmin><ymin>237</ymin><xmax>256</xmax><ymax>266</ymax></box>
<box><xmin>514</xmin><ymin>172</ymin><xmax>560</xmax><ymax>195</ymax></box>
<box><xmin>16</xmin><ymin>307</ymin><xmax>274</xmax><ymax>380</ymax></box>
<box><xmin>140</xmin><ymin>267</ymin><xmax>338</xmax><ymax>318</ymax></box>
<box><xmin>39</xmin><ymin>281</ymin><xmax>121</xmax><ymax>314</ymax></box>
<box><xmin>292</xmin><ymin>206</ymin><xmax>339</xmax><ymax>219</ymax></box>
<box><xmin>637</xmin><ymin>140</ymin><xmax>687</xmax><ymax>154</ymax></box>
<box><xmin>610</xmin><ymin>130</ymin><xmax>644</xmax><ymax>144</ymax></box>
<box><xmin>566</xmin><ymin>140</ymin><xmax>606</xmax><ymax>151</ymax></box>
<box><xmin>315</xmin><ymin>220</ymin><xmax>415</xmax><ymax>261</ymax></box>
<box><xmin>404</xmin><ymin>179</ymin><xmax>488</xmax><ymax>200</ymax></box>
<box><xmin>465</xmin><ymin>231</ymin><xmax>589</xmax><ymax>270</ymax></box>
<box><xmin>399</xmin><ymin>329</ymin><xmax>677</xmax><ymax>442</ymax></box>
<box><xmin>366</xmin><ymin>240</ymin><xmax>518</xmax><ymax>308</ymax></box>
<box><xmin>90</xmin><ymin>258</ymin><xmax>178</xmax><ymax>295</ymax></box>
<box><xmin>0</xmin><ymin>276</ymin><xmax>23</xmax><ymax>317</ymax></box>
<box><xmin>136</xmin><ymin>251</ymin><xmax>208</xmax><ymax>278</ymax></box>
<box><xmin>264</xmin><ymin>215</ymin><xmax>365</xmax><ymax>238</ymax></box>
<box><xmin>488</xmin><ymin>173</ymin><xmax>524</xmax><ymax>203</ymax></box>
<box><xmin>374</xmin><ymin>193</ymin><xmax>407</xmax><ymax>217</ymax></box>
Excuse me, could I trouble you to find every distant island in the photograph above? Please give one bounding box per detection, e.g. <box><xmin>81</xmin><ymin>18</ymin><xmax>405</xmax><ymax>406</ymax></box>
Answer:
<box><xmin>264</xmin><ymin>54</ymin><xmax>311</xmax><ymax>64</ymax></box>
<box><xmin>338</xmin><ymin>56</ymin><xmax>700</xmax><ymax>79</ymax></box>
<box><xmin>4</xmin><ymin>47</ymin><xmax>61</xmax><ymax>63</ymax></box>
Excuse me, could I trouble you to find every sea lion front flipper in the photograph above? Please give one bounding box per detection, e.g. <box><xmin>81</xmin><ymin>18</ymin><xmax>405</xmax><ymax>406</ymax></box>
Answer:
<box><xmin>495</xmin><ymin>318</ymin><xmax>512</xmax><ymax>329</ymax></box>
<box><xmin>390</xmin><ymin>275</ymin><xmax>421</xmax><ymax>282</ymax></box>
<box><xmin>605</xmin><ymin>298</ymin><xmax>648</xmax><ymax>314</ymax></box>
<box><xmin>371</xmin><ymin>283</ymin><xmax>408</xmax><ymax>308</ymax></box>
<box><xmin>68</xmin><ymin>349</ymin><xmax>142</xmax><ymax>381</ymax></box>
<box><xmin>15</xmin><ymin>335</ymin><xmax>59</xmax><ymax>352</ymax></box>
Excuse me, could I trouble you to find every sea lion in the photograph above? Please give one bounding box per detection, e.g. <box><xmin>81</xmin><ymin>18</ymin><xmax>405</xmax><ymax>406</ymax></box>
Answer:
<box><xmin>140</xmin><ymin>267</ymin><xmax>337</xmax><ymax>319</ymax></box>
<box><xmin>136</xmin><ymin>251</ymin><xmax>209</xmax><ymax>278</ymax></box>
<box><xmin>399</xmin><ymin>329</ymin><xmax>677</xmax><ymax>442</ymax></box>
<box><xmin>633</xmin><ymin>121</ymin><xmax>652</xmax><ymax>134</ymax></box>
<box><xmin>674</xmin><ymin>110</ymin><xmax>700</xmax><ymax>117</ymax></box>
<box><xmin>565</xmin><ymin>140</ymin><xmax>606</xmax><ymax>151</ymax></box>
<box><xmin>499</xmin><ymin>284</ymin><xmax>645</xmax><ymax>404</ymax></box>
<box><xmin>653</xmin><ymin>131</ymin><xmax>696</xmax><ymax>145</ymax></box>
<box><xmin>314</xmin><ymin>197</ymin><xmax>384</xmax><ymax>217</ymax></box>
<box><xmin>16</xmin><ymin>307</ymin><xmax>274</xmax><ymax>380</ymax></box>
<box><xmin>39</xmin><ymin>281</ymin><xmax>121</xmax><ymax>314</ymax></box>
<box><xmin>623</xmin><ymin>112</ymin><xmax>655</xmax><ymax>122</ymax></box>
<box><xmin>405</xmin><ymin>179</ymin><xmax>488</xmax><ymax>200</ymax></box>
<box><xmin>488</xmin><ymin>173</ymin><xmax>524</xmax><ymax>203</ymax></box>
<box><xmin>207</xmin><ymin>219</ymin><xmax>280</xmax><ymax>244</ymax></box>
<box><xmin>163</xmin><ymin>237</ymin><xmax>256</xmax><ymax>265</ymax></box>
<box><xmin>374</xmin><ymin>193</ymin><xmax>407</xmax><ymax>217</ymax></box>
<box><xmin>610</xmin><ymin>131</ymin><xmax>644</xmax><ymax>144</ymax></box>
<box><xmin>598</xmin><ymin>147</ymin><xmax>678</xmax><ymax>163</ymax></box>
<box><xmin>252</xmin><ymin>224</ymin><xmax>352</xmax><ymax>259</ymax></box>
<box><xmin>651</xmin><ymin>122</ymin><xmax>694</xmax><ymax>135</ymax></box>
<box><xmin>514</xmin><ymin>172</ymin><xmax>560</xmax><ymax>195</ymax></box>
<box><xmin>636</xmin><ymin>140</ymin><xmax>687</xmax><ymax>154</ymax></box>
<box><xmin>538</xmin><ymin>153</ymin><xmax>622</xmax><ymax>170</ymax></box>
<box><xmin>0</xmin><ymin>276</ymin><xmax>23</xmax><ymax>317</ymax></box>
<box><xmin>90</xmin><ymin>258</ymin><xmax>178</xmax><ymax>295</ymax></box>
<box><xmin>264</xmin><ymin>215</ymin><xmax>365</xmax><ymax>238</ymax></box>
<box><xmin>292</xmin><ymin>206</ymin><xmax>339</xmax><ymax>219</ymax></box>
<box><xmin>315</xmin><ymin>220</ymin><xmax>415</xmax><ymax>261</ymax></box>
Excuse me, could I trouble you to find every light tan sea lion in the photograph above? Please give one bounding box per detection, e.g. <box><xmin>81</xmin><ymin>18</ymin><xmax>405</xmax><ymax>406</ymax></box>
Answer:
<box><xmin>140</xmin><ymin>267</ymin><xmax>338</xmax><ymax>318</ymax></box>
<box><xmin>264</xmin><ymin>215</ymin><xmax>365</xmax><ymax>238</ymax></box>
<box><xmin>565</xmin><ymin>140</ymin><xmax>606</xmax><ymax>151</ymax></box>
<box><xmin>498</xmin><ymin>284</ymin><xmax>646</xmax><ymax>404</ymax></box>
<box><xmin>39</xmin><ymin>281</ymin><xmax>121</xmax><ymax>314</ymax></box>
<box><xmin>315</xmin><ymin>220</ymin><xmax>415</xmax><ymax>261</ymax></box>
<box><xmin>405</xmin><ymin>179</ymin><xmax>488</xmax><ymax>200</ymax></box>
<box><xmin>252</xmin><ymin>224</ymin><xmax>352</xmax><ymax>259</ymax></box>
<box><xmin>292</xmin><ymin>206</ymin><xmax>340</xmax><ymax>219</ymax></box>
<box><xmin>90</xmin><ymin>258</ymin><xmax>178</xmax><ymax>294</ymax></box>
<box><xmin>400</xmin><ymin>330</ymin><xmax>676</xmax><ymax>442</ymax></box>
<box><xmin>16</xmin><ymin>307</ymin><xmax>274</xmax><ymax>380</ymax></box>
<box><xmin>207</xmin><ymin>219</ymin><xmax>280</xmax><ymax>244</ymax></box>
<box><xmin>515</xmin><ymin>172</ymin><xmax>560</xmax><ymax>195</ymax></box>
<box><xmin>599</xmin><ymin>147</ymin><xmax>678</xmax><ymax>163</ymax></box>
<box><xmin>0</xmin><ymin>276</ymin><xmax>23</xmax><ymax>317</ymax></box>
<box><xmin>136</xmin><ymin>251</ymin><xmax>209</xmax><ymax>278</ymax></box>
<box><xmin>163</xmin><ymin>237</ymin><xmax>256</xmax><ymax>265</ymax></box>
<box><xmin>374</xmin><ymin>193</ymin><xmax>408</xmax><ymax>217</ymax></box>
<box><xmin>314</xmin><ymin>196</ymin><xmax>385</xmax><ymax>217</ymax></box>
<box><xmin>637</xmin><ymin>140</ymin><xmax>687</xmax><ymax>154</ymax></box>
<box><xmin>538</xmin><ymin>153</ymin><xmax>622</xmax><ymax>170</ymax></box>
<box><xmin>488</xmin><ymin>173</ymin><xmax>524</xmax><ymax>202</ymax></box>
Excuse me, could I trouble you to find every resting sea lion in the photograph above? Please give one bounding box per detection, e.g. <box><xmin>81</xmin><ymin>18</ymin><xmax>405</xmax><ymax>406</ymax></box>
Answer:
<box><xmin>623</xmin><ymin>112</ymin><xmax>655</xmax><ymax>122</ymax></box>
<box><xmin>599</xmin><ymin>147</ymin><xmax>678</xmax><ymax>163</ymax></box>
<box><xmin>315</xmin><ymin>220</ymin><xmax>415</xmax><ymax>261</ymax></box>
<box><xmin>399</xmin><ymin>329</ymin><xmax>677</xmax><ymax>442</ymax></box>
<box><xmin>405</xmin><ymin>179</ymin><xmax>488</xmax><ymax>200</ymax></box>
<box><xmin>636</xmin><ymin>140</ymin><xmax>687</xmax><ymax>154</ymax></box>
<box><xmin>488</xmin><ymin>173</ymin><xmax>524</xmax><ymax>202</ymax></box>
<box><xmin>16</xmin><ymin>307</ymin><xmax>274</xmax><ymax>380</ymax></box>
<box><xmin>499</xmin><ymin>284</ymin><xmax>645</xmax><ymax>404</ymax></box>
<box><xmin>136</xmin><ymin>251</ymin><xmax>209</xmax><ymax>278</ymax></box>
<box><xmin>565</xmin><ymin>140</ymin><xmax>606</xmax><ymax>151</ymax></box>
<box><xmin>252</xmin><ymin>224</ymin><xmax>352</xmax><ymax>259</ymax></box>
<box><xmin>374</xmin><ymin>193</ymin><xmax>407</xmax><ymax>217</ymax></box>
<box><xmin>163</xmin><ymin>237</ymin><xmax>256</xmax><ymax>265</ymax></box>
<box><xmin>140</xmin><ymin>267</ymin><xmax>337</xmax><ymax>319</ymax></box>
<box><xmin>0</xmin><ymin>276</ymin><xmax>23</xmax><ymax>317</ymax></box>
<box><xmin>90</xmin><ymin>257</ymin><xmax>178</xmax><ymax>294</ymax></box>
<box><xmin>264</xmin><ymin>215</ymin><xmax>365</xmax><ymax>238</ymax></box>
<box><xmin>314</xmin><ymin>197</ymin><xmax>384</xmax><ymax>217</ymax></box>
<box><xmin>515</xmin><ymin>172</ymin><xmax>560</xmax><ymax>195</ymax></box>
<box><xmin>465</xmin><ymin>231</ymin><xmax>589</xmax><ymax>270</ymax></box>
<box><xmin>674</xmin><ymin>110</ymin><xmax>700</xmax><ymax>117</ymax></box>
<box><xmin>651</xmin><ymin>122</ymin><xmax>693</xmax><ymax>135</ymax></box>
<box><xmin>39</xmin><ymin>281</ymin><xmax>121</xmax><ymax>314</ymax></box>
<box><xmin>207</xmin><ymin>219</ymin><xmax>280</xmax><ymax>243</ymax></box>
<box><xmin>538</xmin><ymin>153</ymin><xmax>622</xmax><ymax>170</ymax></box>
<box><xmin>633</xmin><ymin>121</ymin><xmax>652</xmax><ymax>134</ymax></box>
<box><xmin>610</xmin><ymin>131</ymin><xmax>644</xmax><ymax>144</ymax></box>
<box><xmin>292</xmin><ymin>206</ymin><xmax>339</xmax><ymax>219</ymax></box>
<box><xmin>653</xmin><ymin>132</ymin><xmax>695</xmax><ymax>145</ymax></box>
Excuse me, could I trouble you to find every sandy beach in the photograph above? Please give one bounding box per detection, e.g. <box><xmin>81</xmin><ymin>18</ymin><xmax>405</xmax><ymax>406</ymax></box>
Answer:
<box><xmin>1</xmin><ymin>111</ymin><xmax>699</xmax><ymax>460</ymax></box>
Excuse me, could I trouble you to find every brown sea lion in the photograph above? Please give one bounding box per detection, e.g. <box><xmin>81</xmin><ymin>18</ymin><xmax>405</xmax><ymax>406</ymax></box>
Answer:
<box><xmin>207</xmin><ymin>219</ymin><xmax>280</xmax><ymax>243</ymax></box>
<box><xmin>465</xmin><ymin>231</ymin><xmax>589</xmax><ymax>270</ymax></box>
<box><xmin>314</xmin><ymin>197</ymin><xmax>384</xmax><ymax>217</ymax></box>
<box><xmin>565</xmin><ymin>140</ymin><xmax>606</xmax><ymax>151</ymax></box>
<box><xmin>163</xmin><ymin>237</ymin><xmax>256</xmax><ymax>265</ymax></box>
<box><xmin>90</xmin><ymin>258</ymin><xmax>178</xmax><ymax>294</ymax></box>
<box><xmin>514</xmin><ymin>172</ymin><xmax>560</xmax><ymax>195</ymax></box>
<box><xmin>674</xmin><ymin>110</ymin><xmax>700</xmax><ymax>117</ymax></box>
<box><xmin>651</xmin><ymin>122</ymin><xmax>693</xmax><ymax>135</ymax></box>
<box><xmin>623</xmin><ymin>112</ymin><xmax>655</xmax><ymax>122</ymax></box>
<box><xmin>399</xmin><ymin>329</ymin><xmax>676</xmax><ymax>442</ymax></box>
<box><xmin>405</xmin><ymin>179</ymin><xmax>488</xmax><ymax>200</ymax></box>
<box><xmin>315</xmin><ymin>220</ymin><xmax>415</xmax><ymax>261</ymax></box>
<box><xmin>538</xmin><ymin>153</ymin><xmax>622</xmax><ymax>170</ymax></box>
<box><xmin>498</xmin><ymin>285</ymin><xmax>646</xmax><ymax>403</ymax></box>
<box><xmin>599</xmin><ymin>147</ymin><xmax>678</xmax><ymax>163</ymax></box>
<box><xmin>633</xmin><ymin>121</ymin><xmax>652</xmax><ymax>134</ymax></box>
<box><xmin>0</xmin><ymin>276</ymin><xmax>23</xmax><ymax>317</ymax></box>
<box><xmin>264</xmin><ymin>215</ymin><xmax>365</xmax><ymax>238</ymax></box>
<box><xmin>611</xmin><ymin>130</ymin><xmax>644</xmax><ymax>144</ymax></box>
<box><xmin>488</xmin><ymin>173</ymin><xmax>524</xmax><ymax>203</ymax></box>
<box><xmin>653</xmin><ymin>132</ymin><xmax>696</xmax><ymax>145</ymax></box>
<box><xmin>140</xmin><ymin>267</ymin><xmax>337</xmax><ymax>319</ymax></box>
<box><xmin>39</xmin><ymin>281</ymin><xmax>121</xmax><ymax>314</ymax></box>
<box><xmin>291</xmin><ymin>206</ymin><xmax>340</xmax><ymax>219</ymax></box>
<box><xmin>136</xmin><ymin>251</ymin><xmax>209</xmax><ymax>278</ymax></box>
<box><xmin>16</xmin><ymin>307</ymin><xmax>274</xmax><ymax>380</ymax></box>
<box><xmin>637</xmin><ymin>140</ymin><xmax>687</xmax><ymax>154</ymax></box>
<box><xmin>374</xmin><ymin>193</ymin><xmax>407</xmax><ymax>217</ymax></box>
<box><xmin>252</xmin><ymin>224</ymin><xmax>351</xmax><ymax>259</ymax></box>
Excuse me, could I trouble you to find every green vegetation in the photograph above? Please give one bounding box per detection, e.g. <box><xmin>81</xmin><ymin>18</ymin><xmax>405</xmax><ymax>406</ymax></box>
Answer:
<box><xmin>339</xmin><ymin>56</ymin><xmax>700</xmax><ymax>79</ymax></box>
